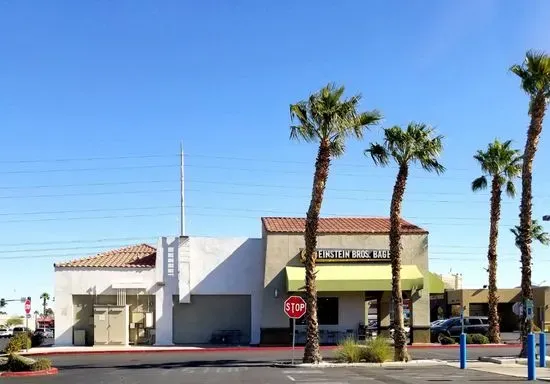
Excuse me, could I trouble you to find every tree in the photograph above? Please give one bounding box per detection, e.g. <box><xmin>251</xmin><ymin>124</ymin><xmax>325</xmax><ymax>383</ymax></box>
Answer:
<box><xmin>290</xmin><ymin>83</ymin><xmax>381</xmax><ymax>363</ymax></box>
<box><xmin>40</xmin><ymin>292</ymin><xmax>50</xmax><ymax>316</ymax></box>
<box><xmin>33</xmin><ymin>310</ymin><xmax>39</xmax><ymax>316</ymax></box>
<box><xmin>45</xmin><ymin>308</ymin><xmax>54</xmax><ymax>317</ymax></box>
<box><xmin>510</xmin><ymin>50</ymin><xmax>550</xmax><ymax>356</ymax></box>
<box><xmin>365</xmin><ymin>123</ymin><xmax>444</xmax><ymax>361</ymax></box>
<box><xmin>6</xmin><ymin>317</ymin><xmax>23</xmax><ymax>327</ymax></box>
<box><xmin>472</xmin><ymin>139</ymin><xmax>522</xmax><ymax>343</ymax></box>
<box><xmin>511</xmin><ymin>220</ymin><xmax>550</xmax><ymax>248</ymax></box>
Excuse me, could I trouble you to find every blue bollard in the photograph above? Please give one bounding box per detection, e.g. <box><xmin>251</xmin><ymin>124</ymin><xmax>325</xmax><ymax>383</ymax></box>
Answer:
<box><xmin>459</xmin><ymin>333</ymin><xmax>467</xmax><ymax>369</ymax></box>
<box><xmin>540</xmin><ymin>332</ymin><xmax>547</xmax><ymax>368</ymax></box>
<box><xmin>528</xmin><ymin>333</ymin><xmax>536</xmax><ymax>381</ymax></box>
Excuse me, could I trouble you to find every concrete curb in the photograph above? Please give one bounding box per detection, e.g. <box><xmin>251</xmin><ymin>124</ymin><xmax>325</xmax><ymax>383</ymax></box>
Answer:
<box><xmin>408</xmin><ymin>343</ymin><xmax>520</xmax><ymax>349</ymax></box>
<box><xmin>0</xmin><ymin>367</ymin><xmax>59</xmax><ymax>377</ymax></box>
<box><xmin>273</xmin><ymin>359</ymin><xmax>448</xmax><ymax>368</ymax></box>
<box><xmin>15</xmin><ymin>343</ymin><xmax>521</xmax><ymax>357</ymax></box>
<box><xmin>19</xmin><ymin>345</ymin><xmax>338</xmax><ymax>357</ymax></box>
<box><xmin>479</xmin><ymin>356</ymin><xmax>550</xmax><ymax>366</ymax></box>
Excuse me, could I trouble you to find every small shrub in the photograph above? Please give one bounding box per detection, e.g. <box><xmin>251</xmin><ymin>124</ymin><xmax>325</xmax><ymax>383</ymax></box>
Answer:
<box><xmin>336</xmin><ymin>338</ymin><xmax>363</xmax><ymax>363</ymax></box>
<box><xmin>31</xmin><ymin>358</ymin><xmax>52</xmax><ymax>371</ymax></box>
<box><xmin>470</xmin><ymin>334</ymin><xmax>489</xmax><ymax>344</ymax></box>
<box><xmin>5</xmin><ymin>333</ymin><xmax>31</xmax><ymax>354</ymax></box>
<box><xmin>465</xmin><ymin>334</ymin><xmax>473</xmax><ymax>344</ymax></box>
<box><xmin>439</xmin><ymin>336</ymin><xmax>455</xmax><ymax>345</ymax></box>
<box><xmin>361</xmin><ymin>337</ymin><xmax>392</xmax><ymax>363</ymax></box>
<box><xmin>6</xmin><ymin>354</ymin><xmax>36</xmax><ymax>372</ymax></box>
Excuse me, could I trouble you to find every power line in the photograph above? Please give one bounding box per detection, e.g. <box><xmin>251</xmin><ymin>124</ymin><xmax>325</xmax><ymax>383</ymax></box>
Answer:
<box><xmin>0</xmin><ymin>161</ymin><xmax>516</xmax><ymax>182</ymax></box>
<box><xmin>0</xmin><ymin>236</ymin><xmax>157</xmax><ymax>247</ymax></box>
<box><xmin>0</xmin><ymin>208</ymin><xmax>527</xmax><ymax>229</ymax></box>
<box><xmin>0</xmin><ymin>178</ymin><xmax>530</xmax><ymax>200</ymax></box>
<box><xmin>0</xmin><ymin>152</ymin><xmax>478</xmax><ymax>172</ymax></box>
<box><xmin>0</xmin><ymin>185</ymin><xmax>545</xmax><ymax>203</ymax></box>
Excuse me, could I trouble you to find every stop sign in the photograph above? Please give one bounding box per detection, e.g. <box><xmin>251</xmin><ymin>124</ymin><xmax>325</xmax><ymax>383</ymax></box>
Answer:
<box><xmin>284</xmin><ymin>296</ymin><xmax>306</xmax><ymax>319</ymax></box>
<box><xmin>24</xmin><ymin>299</ymin><xmax>31</xmax><ymax>314</ymax></box>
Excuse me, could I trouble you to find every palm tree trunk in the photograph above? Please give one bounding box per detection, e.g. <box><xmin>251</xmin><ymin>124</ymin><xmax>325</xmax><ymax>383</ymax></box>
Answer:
<box><xmin>389</xmin><ymin>164</ymin><xmax>410</xmax><ymax>362</ymax></box>
<box><xmin>302</xmin><ymin>141</ymin><xmax>331</xmax><ymax>364</ymax></box>
<box><xmin>519</xmin><ymin>92</ymin><xmax>547</xmax><ymax>357</ymax></box>
<box><xmin>487</xmin><ymin>177</ymin><xmax>502</xmax><ymax>344</ymax></box>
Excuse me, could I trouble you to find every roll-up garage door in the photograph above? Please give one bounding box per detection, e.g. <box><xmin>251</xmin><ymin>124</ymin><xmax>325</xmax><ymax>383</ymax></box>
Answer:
<box><xmin>172</xmin><ymin>295</ymin><xmax>251</xmax><ymax>344</ymax></box>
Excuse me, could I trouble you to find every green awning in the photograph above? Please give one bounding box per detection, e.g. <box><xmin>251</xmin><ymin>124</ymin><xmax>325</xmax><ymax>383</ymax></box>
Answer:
<box><xmin>285</xmin><ymin>265</ymin><xmax>424</xmax><ymax>292</ymax></box>
<box><xmin>428</xmin><ymin>272</ymin><xmax>446</xmax><ymax>294</ymax></box>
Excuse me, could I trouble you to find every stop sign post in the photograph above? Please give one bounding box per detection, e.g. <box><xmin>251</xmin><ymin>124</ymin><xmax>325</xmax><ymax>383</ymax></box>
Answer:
<box><xmin>24</xmin><ymin>298</ymin><xmax>31</xmax><ymax>330</ymax></box>
<box><xmin>284</xmin><ymin>296</ymin><xmax>306</xmax><ymax>364</ymax></box>
<box><xmin>24</xmin><ymin>299</ymin><xmax>31</xmax><ymax>314</ymax></box>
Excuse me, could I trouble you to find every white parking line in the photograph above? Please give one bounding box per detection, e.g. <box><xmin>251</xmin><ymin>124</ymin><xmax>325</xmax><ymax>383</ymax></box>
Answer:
<box><xmin>283</xmin><ymin>370</ymin><xmax>324</xmax><ymax>374</ymax></box>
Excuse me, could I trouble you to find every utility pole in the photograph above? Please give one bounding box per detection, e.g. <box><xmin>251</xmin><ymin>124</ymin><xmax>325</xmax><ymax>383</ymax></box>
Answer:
<box><xmin>180</xmin><ymin>143</ymin><xmax>185</xmax><ymax>237</ymax></box>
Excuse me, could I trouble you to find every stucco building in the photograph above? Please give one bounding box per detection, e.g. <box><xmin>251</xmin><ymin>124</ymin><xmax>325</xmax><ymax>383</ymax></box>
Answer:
<box><xmin>54</xmin><ymin>217</ymin><xmax>443</xmax><ymax>346</ymax></box>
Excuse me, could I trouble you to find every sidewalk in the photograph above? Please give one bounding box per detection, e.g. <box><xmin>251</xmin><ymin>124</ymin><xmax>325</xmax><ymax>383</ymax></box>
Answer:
<box><xmin>448</xmin><ymin>361</ymin><xmax>550</xmax><ymax>381</ymax></box>
<box><xmin>17</xmin><ymin>344</ymin><xmax>341</xmax><ymax>356</ymax></box>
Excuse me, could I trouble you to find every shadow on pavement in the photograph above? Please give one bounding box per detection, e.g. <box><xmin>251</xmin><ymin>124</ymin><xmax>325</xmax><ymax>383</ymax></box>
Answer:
<box><xmin>56</xmin><ymin>359</ymin><xmax>280</xmax><ymax>371</ymax></box>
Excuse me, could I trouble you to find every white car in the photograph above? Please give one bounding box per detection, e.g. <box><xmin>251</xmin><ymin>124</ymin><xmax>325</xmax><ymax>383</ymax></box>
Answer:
<box><xmin>35</xmin><ymin>328</ymin><xmax>54</xmax><ymax>338</ymax></box>
<box><xmin>0</xmin><ymin>327</ymin><xmax>12</xmax><ymax>338</ymax></box>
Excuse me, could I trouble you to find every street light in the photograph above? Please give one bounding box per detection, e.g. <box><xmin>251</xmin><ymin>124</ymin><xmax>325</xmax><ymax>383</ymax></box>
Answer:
<box><xmin>543</xmin><ymin>215</ymin><xmax>550</xmax><ymax>221</ymax></box>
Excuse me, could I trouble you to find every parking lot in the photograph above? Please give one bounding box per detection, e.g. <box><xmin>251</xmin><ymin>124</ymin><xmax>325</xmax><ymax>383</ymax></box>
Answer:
<box><xmin>2</xmin><ymin>351</ymin><xmax>545</xmax><ymax>383</ymax></box>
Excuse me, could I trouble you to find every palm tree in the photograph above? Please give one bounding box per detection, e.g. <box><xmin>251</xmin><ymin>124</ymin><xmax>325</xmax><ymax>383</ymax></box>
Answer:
<box><xmin>511</xmin><ymin>220</ymin><xmax>550</xmax><ymax>248</ymax></box>
<box><xmin>290</xmin><ymin>83</ymin><xmax>381</xmax><ymax>363</ymax></box>
<box><xmin>472</xmin><ymin>139</ymin><xmax>522</xmax><ymax>344</ymax></box>
<box><xmin>365</xmin><ymin>123</ymin><xmax>444</xmax><ymax>361</ymax></box>
<box><xmin>40</xmin><ymin>292</ymin><xmax>50</xmax><ymax>316</ymax></box>
<box><xmin>510</xmin><ymin>50</ymin><xmax>550</xmax><ymax>356</ymax></box>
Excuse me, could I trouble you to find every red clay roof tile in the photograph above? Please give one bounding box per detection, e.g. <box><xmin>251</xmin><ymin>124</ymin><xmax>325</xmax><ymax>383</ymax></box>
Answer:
<box><xmin>54</xmin><ymin>243</ymin><xmax>156</xmax><ymax>268</ymax></box>
<box><xmin>261</xmin><ymin>217</ymin><xmax>427</xmax><ymax>234</ymax></box>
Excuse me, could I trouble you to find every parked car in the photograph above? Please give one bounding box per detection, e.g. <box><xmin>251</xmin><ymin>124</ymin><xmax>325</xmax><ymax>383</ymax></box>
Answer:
<box><xmin>430</xmin><ymin>319</ymin><xmax>446</xmax><ymax>328</ymax></box>
<box><xmin>11</xmin><ymin>327</ymin><xmax>31</xmax><ymax>336</ymax></box>
<box><xmin>0</xmin><ymin>327</ymin><xmax>12</xmax><ymax>338</ymax></box>
<box><xmin>34</xmin><ymin>328</ymin><xmax>54</xmax><ymax>338</ymax></box>
<box><xmin>430</xmin><ymin>316</ymin><xmax>489</xmax><ymax>342</ymax></box>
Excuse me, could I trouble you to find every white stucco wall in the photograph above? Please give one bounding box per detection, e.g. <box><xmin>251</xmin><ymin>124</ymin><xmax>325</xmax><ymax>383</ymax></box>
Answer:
<box><xmin>184</xmin><ymin>237</ymin><xmax>264</xmax><ymax>344</ymax></box>
<box><xmin>54</xmin><ymin>268</ymin><xmax>157</xmax><ymax>346</ymax></box>
<box><xmin>168</xmin><ymin>237</ymin><xmax>264</xmax><ymax>344</ymax></box>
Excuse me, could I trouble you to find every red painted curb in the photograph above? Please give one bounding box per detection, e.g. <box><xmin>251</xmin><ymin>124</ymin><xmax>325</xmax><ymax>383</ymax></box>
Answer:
<box><xmin>408</xmin><ymin>343</ymin><xmax>521</xmax><ymax>349</ymax></box>
<box><xmin>0</xmin><ymin>367</ymin><xmax>59</xmax><ymax>377</ymax></box>
<box><xmin>21</xmin><ymin>344</ymin><xmax>521</xmax><ymax>356</ymax></box>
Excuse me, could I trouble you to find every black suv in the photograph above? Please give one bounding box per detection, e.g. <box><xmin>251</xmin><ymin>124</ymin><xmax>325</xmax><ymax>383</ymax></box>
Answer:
<box><xmin>430</xmin><ymin>316</ymin><xmax>489</xmax><ymax>342</ymax></box>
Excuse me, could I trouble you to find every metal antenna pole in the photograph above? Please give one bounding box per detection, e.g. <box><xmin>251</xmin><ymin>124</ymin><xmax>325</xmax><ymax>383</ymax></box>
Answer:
<box><xmin>180</xmin><ymin>142</ymin><xmax>185</xmax><ymax>237</ymax></box>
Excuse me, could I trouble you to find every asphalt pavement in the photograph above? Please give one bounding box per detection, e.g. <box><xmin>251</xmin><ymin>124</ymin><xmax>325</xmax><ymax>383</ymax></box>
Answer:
<box><xmin>1</xmin><ymin>350</ymin><xmax>545</xmax><ymax>383</ymax></box>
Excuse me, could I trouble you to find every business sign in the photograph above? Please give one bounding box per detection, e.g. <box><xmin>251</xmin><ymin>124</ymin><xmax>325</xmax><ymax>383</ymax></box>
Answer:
<box><xmin>301</xmin><ymin>248</ymin><xmax>391</xmax><ymax>262</ymax></box>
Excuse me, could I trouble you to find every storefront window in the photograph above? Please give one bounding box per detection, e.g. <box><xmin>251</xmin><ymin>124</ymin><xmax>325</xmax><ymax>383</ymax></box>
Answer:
<box><xmin>297</xmin><ymin>297</ymin><xmax>339</xmax><ymax>325</ymax></box>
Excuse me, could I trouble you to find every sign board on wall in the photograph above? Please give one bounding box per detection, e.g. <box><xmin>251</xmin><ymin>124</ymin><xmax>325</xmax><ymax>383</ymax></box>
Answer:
<box><xmin>300</xmin><ymin>248</ymin><xmax>391</xmax><ymax>262</ymax></box>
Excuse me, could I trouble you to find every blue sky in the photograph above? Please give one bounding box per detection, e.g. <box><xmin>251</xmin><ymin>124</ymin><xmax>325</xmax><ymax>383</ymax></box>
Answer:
<box><xmin>1</xmin><ymin>1</ymin><xmax>550</xmax><ymax>315</ymax></box>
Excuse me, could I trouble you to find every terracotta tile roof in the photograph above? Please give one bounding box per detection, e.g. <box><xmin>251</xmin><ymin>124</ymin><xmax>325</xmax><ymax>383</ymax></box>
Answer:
<box><xmin>54</xmin><ymin>243</ymin><xmax>156</xmax><ymax>268</ymax></box>
<box><xmin>261</xmin><ymin>217</ymin><xmax>427</xmax><ymax>234</ymax></box>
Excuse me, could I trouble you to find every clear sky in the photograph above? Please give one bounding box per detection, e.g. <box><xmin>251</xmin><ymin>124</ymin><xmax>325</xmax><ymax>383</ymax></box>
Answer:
<box><xmin>1</xmin><ymin>1</ymin><xmax>550</xmax><ymax>315</ymax></box>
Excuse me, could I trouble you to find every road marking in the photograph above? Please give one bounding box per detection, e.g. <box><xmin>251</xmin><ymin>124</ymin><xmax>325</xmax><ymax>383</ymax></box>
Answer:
<box><xmin>180</xmin><ymin>367</ymin><xmax>195</xmax><ymax>373</ymax></box>
<box><xmin>287</xmin><ymin>375</ymin><xmax>296</xmax><ymax>381</ymax></box>
<box><xmin>283</xmin><ymin>370</ymin><xmax>324</xmax><ymax>374</ymax></box>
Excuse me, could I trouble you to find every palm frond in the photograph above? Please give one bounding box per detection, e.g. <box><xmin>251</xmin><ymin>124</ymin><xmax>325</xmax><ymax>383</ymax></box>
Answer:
<box><xmin>289</xmin><ymin>84</ymin><xmax>381</xmax><ymax>155</ymax></box>
<box><xmin>471</xmin><ymin>176</ymin><xmax>488</xmax><ymax>192</ymax></box>
<box><xmin>505</xmin><ymin>180</ymin><xmax>516</xmax><ymax>198</ymax></box>
<box><xmin>472</xmin><ymin>139</ymin><xmax>521</xmax><ymax>197</ymax></box>
<box><xmin>365</xmin><ymin>143</ymin><xmax>389</xmax><ymax>166</ymax></box>
<box><xmin>510</xmin><ymin>50</ymin><xmax>550</xmax><ymax>96</ymax></box>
